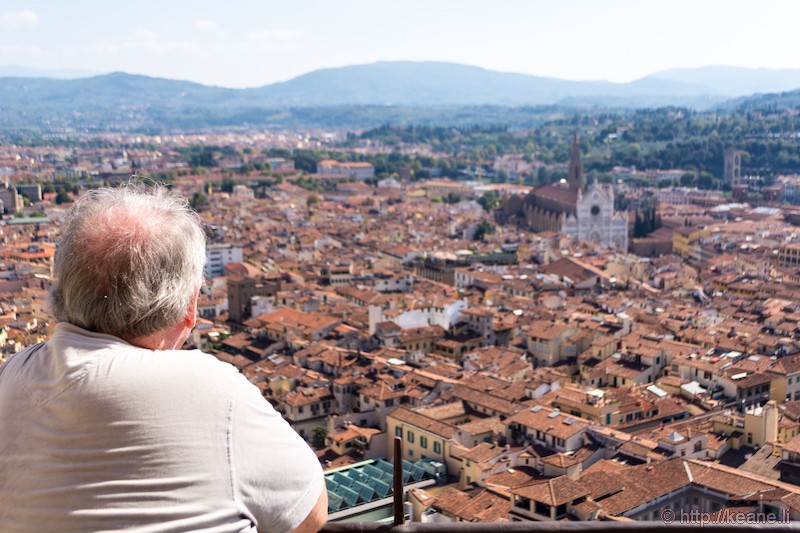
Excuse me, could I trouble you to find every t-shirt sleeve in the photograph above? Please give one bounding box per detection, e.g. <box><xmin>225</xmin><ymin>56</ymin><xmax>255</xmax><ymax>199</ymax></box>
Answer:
<box><xmin>229</xmin><ymin>372</ymin><xmax>324</xmax><ymax>533</ymax></box>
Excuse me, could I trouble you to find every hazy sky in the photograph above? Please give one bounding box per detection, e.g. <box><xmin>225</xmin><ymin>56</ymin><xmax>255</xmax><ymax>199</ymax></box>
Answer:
<box><xmin>1</xmin><ymin>0</ymin><xmax>798</xmax><ymax>88</ymax></box>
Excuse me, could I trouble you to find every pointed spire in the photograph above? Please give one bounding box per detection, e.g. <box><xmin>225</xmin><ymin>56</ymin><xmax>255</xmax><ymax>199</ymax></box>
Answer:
<box><xmin>568</xmin><ymin>130</ymin><xmax>584</xmax><ymax>192</ymax></box>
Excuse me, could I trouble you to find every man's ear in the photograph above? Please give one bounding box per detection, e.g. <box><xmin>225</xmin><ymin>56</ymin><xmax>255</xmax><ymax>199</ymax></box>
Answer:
<box><xmin>185</xmin><ymin>289</ymin><xmax>200</xmax><ymax>330</ymax></box>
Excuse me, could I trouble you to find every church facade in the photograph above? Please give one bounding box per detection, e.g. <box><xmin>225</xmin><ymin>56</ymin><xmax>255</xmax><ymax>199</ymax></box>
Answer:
<box><xmin>499</xmin><ymin>133</ymin><xmax>628</xmax><ymax>250</ymax></box>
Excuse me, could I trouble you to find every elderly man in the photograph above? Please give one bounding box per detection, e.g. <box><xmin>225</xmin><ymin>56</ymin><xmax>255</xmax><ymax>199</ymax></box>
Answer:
<box><xmin>0</xmin><ymin>186</ymin><xmax>327</xmax><ymax>533</ymax></box>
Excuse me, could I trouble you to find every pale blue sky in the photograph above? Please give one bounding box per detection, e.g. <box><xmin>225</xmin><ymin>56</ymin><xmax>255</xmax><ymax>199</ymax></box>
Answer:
<box><xmin>1</xmin><ymin>0</ymin><xmax>797</xmax><ymax>88</ymax></box>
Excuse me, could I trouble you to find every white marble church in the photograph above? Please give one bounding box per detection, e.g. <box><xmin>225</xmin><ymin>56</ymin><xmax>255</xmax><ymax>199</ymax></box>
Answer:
<box><xmin>499</xmin><ymin>133</ymin><xmax>628</xmax><ymax>250</ymax></box>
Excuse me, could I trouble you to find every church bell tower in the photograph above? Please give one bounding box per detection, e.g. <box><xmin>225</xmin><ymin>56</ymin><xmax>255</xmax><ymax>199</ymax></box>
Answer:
<box><xmin>568</xmin><ymin>131</ymin><xmax>584</xmax><ymax>192</ymax></box>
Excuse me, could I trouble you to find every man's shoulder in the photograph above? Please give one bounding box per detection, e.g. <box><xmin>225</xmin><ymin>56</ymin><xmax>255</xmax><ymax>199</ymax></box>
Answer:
<box><xmin>82</xmin><ymin>344</ymin><xmax>244</xmax><ymax>399</ymax></box>
<box><xmin>118</xmin><ymin>346</ymin><xmax>240</xmax><ymax>381</ymax></box>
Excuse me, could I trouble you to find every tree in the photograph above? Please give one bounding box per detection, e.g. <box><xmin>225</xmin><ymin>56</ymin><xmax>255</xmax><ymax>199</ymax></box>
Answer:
<box><xmin>55</xmin><ymin>191</ymin><xmax>72</xmax><ymax>205</ymax></box>
<box><xmin>633</xmin><ymin>206</ymin><xmax>662</xmax><ymax>237</ymax></box>
<box><xmin>680</xmin><ymin>173</ymin><xmax>696</xmax><ymax>187</ymax></box>
<box><xmin>311</xmin><ymin>426</ymin><xmax>327</xmax><ymax>449</ymax></box>
<box><xmin>444</xmin><ymin>192</ymin><xmax>462</xmax><ymax>204</ymax></box>
<box><xmin>633</xmin><ymin>211</ymin><xmax>644</xmax><ymax>237</ymax></box>
<box><xmin>190</xmin><ymin>191</ymin><xmax>207</xmax><ymax>210</ymax></box>
<box><xmin>189</xmin><ymin>149</ymin><xmax>216</xmax><ymax>168</ymax></box>
<box><xmin>697</xmin><ymin>171</ymin><xmax>718</xmax><ymax>190</ymax></box>
<box><xmin>477</xmin><ymin>191</ymin><xmax>501</xmax><ymax>212</ymax></box>
<box><xmin>293</xmin><ymin>153</ymin><xmax>318</xmax><ymax>173</ymax></box>
<box><xmin>474</xmin><ymin>220</ymin><xmax>495</xmax><ymax>242</ymax></box>
<box><xmin>220</xmin><ymin>177</ymin><xmax>235</xmax><ymax>193</ymax></box>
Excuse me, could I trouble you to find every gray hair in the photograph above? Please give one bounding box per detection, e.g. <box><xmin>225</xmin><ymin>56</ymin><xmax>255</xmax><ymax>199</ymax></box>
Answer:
<box><xmin>49</xmin><ymin>185</ymin><xmax>207</xmax><ymax>338</ymax></box>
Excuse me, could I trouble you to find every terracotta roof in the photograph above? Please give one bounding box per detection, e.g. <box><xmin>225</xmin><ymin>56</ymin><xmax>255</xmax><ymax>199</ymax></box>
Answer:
<box><xmin>484</xmin><ymin>466</ymin><xmax>543</xmax><ymax>490</ymax></box>
<box><xmin>458</xmin><ymin>416</ymin><xmax>506</xmax><ymax>436</ymax></box>
<box><xmin>529</xmin><ymin>183</ymin><xmax>579</xmax><ymax>208</ymax></box>
<box><xmin>507</xmin><ymin>406</ymin><xmax>592</xmax><ymax>440</ymax></box>
<box><xmin>541</xmin><ymin>452</ymin><xmax>581</xmax><ymax>468</ymax></box>
<box><xmin>513</xmin><ymin>476</ymin><xmax>588</xmax><ymax>506</ymax></box>
<box><xmin>461</xmin><ymin>442</ymin><xmax>509</xmax><ymax>463</ymax></box>
<box><xmin>446</xmin><ymin>384</ymin><xmax>521</xmax><ymax>417</ymax></box>
<box><xmin>431</xmin><ymin>488</ymin><xmax>510</xmax><ymax>522</ymax></box>
<box><xmin>541</xmin><ymin>258</ymin><xmax>597</xmax><ymax>284</ymax></box>
<box><xmin>280</xmin><ymin>386</ymin><xmax>333</xmax><ymax>407</ymax></box>
<box><xmin>388</xmin><ymin>406</ymin><xmax>457</xmax><ymax>439</ymax></box>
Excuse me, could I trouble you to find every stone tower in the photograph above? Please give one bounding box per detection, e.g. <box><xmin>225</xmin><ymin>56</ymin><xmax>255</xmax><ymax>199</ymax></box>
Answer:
<box><xmin>568</xmin><ymin>131</ymin><xmax>584</xmax><ymax>191</ymax></box>
<box><xmin>724</xmin><ymin>149</ymin><xmax>745</xmax><ymax>187</ymax></box>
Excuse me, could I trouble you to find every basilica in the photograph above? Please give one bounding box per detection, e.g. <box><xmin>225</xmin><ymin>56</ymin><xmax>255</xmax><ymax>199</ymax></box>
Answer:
<box><xmin>499</xmin><ymin>133</ymin><xmax>629</xmax><ymax>250</ymax></box>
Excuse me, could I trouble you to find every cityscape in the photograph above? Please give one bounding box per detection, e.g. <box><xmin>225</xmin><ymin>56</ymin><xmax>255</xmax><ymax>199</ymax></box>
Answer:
<box><xmin>2</xmin><ymin>103</ymin><xmax>800</xmax><ymax>524</ymax></box>
<box><xmin>4</xmin><ymin>0</ymin><xmax>800</xmax><ymax>527</ymax></box>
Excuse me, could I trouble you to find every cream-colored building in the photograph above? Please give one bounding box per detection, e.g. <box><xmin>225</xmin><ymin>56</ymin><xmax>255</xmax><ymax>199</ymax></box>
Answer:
<box><xmin>711</xmin><ymin>401</ymin><xmax>796</xmax><ymax>448</ymax></box>
<box><xmin>387</xmin><ymin>402</ymin><xmax>505</xmax><ymax>479</ymax></box>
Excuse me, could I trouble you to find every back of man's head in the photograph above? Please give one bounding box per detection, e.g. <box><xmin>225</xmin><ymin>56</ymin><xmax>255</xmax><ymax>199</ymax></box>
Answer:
<box><xmin>49</xmin><ymin>185</ymin><xmax>206</xmax><ymax>339</ymax></box>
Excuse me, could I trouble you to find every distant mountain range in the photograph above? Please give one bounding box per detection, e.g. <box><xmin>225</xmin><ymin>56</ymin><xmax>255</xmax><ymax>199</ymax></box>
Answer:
<box><xmin>0</xmin><ymin>65</ymin><xmax>100</xmax><ymax>80</ymax></box>
<box><xmin>1</xmin><ymin>61</ymin><xmax>800</xmax><ymax>131</ymax></box>
<box><xmin>647</xmin><ymin>66</ymin><xmax>800</xmax><ymax>97</ymax></box>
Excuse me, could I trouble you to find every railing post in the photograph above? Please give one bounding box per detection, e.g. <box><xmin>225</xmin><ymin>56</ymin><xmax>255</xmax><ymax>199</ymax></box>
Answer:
<box><xmin>393</xmin><ymin>435</ymin><xmax>404</xmax><ymax>526</ymax></box>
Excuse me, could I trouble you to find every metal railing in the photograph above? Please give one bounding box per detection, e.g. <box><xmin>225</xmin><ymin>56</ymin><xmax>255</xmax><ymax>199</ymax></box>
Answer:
<box><xmin>323</xmin><ymin>524</ymin><xmax>800</xmax><ymax>533</ymax></box>
<box><xmin>320</xmin><ymin>437</ymin><xmax>800</xmax><ymax>533</ymax></box>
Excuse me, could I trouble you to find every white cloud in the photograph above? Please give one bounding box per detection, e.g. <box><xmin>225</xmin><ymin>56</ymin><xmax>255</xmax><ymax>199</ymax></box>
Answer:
<box><xmin>0</xmin><ymin>44</ymin><xmax>44</xmax><ymax>55</ymax></box>
<box><xmin>247</xmin><ymin>29</ymin><xmax>303</xmax><ymax>43</ymax></box>
<box><xmin>194</xmin><ymin>20</ymin><xmax>225</xmax><ymax>38</ymax></box>
<box><xmin>194</xmin><ymin>20</ymin><xmax>217</xmax><ymax>30</ymax></box>
<box><xmin>0</xmin><ymin>10</ymin><xmax>39</xmax><ymax>30</ymax></box>
<box><xmin>122</xmin><ymin>28</ymin><xmax>199</xmax><ymax>55</ymax></box>
<box><xmin>132</xmin><ymin>28</ymin><xmax>158</xmax><ymax>42</ymax></box>
<box><xmin>244</xmin><ymin>30</ymin><xmax>304</xmax><ymax>52</ymax></box>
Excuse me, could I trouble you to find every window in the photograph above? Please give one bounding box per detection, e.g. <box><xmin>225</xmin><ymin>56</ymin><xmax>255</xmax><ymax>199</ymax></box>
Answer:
<box><xmin>515</xmin><ymin>497</ymin><xmax>531</xmax><ymax>511</ymax></box>
<box><xmin>434</xmin><ymin>441</ymin><xmax>441</xmax><ymax>454</ymax></box>
<box><xmin>395</xmin><ymin>426</ymin><xmax>403</xmax><ymax>438</ymax></box>
<box><xmin>408</xmin><ymin>431</ymin><xmax>415</xmax><ymax>444</ymax></box>
<box><xmin>298</xmin><ymin>406</ymin><xmax>303</xmax><ymax>413</ymax></box>
<box><xmin>420</xmin><ymin>436</ymin><xmax>428</xmax><ymax>449</ymax></box>
<box><xmin>535</xmin><ymin>501</ymin><xmax>551</xmax><ymax>516</ymax></box>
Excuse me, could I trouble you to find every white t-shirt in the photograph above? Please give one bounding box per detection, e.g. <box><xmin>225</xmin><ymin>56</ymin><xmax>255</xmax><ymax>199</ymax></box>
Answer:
<box><xmin>0</xmin><ymin>322</ymin><xmax>324</xmax><ymax>533</ymax></box>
